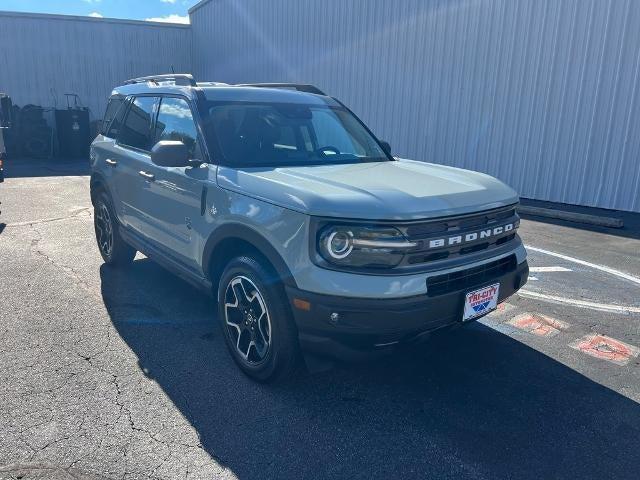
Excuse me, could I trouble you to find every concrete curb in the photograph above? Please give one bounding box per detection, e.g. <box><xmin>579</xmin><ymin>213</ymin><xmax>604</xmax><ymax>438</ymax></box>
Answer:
<box><xmin>518</xmin><ymin>205</ymin><xmax>624</xmax><ymax>229</ymax></box>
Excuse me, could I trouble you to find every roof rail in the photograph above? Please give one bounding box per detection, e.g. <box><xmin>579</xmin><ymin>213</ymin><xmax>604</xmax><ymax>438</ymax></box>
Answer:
<box><xmin>124</xmin><ymin>74</ymin><xmax>197</xmax><ymax>87</ymax></box>
<box><xmin>238</xmin><ymin>83</ymin><xmax>326</xmax><ymax>95</ymax></box>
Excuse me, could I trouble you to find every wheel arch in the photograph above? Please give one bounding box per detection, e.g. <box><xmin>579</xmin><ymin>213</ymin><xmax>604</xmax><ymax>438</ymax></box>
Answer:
<box><xmin>89</xmin><ymin>172</ymin><xmax>113</xmax><ymax>206</ymax></box>
<box><xmin>203</xmin><ymin>223</ymin><xmax>298</xmax><ymax>290</ymax></box>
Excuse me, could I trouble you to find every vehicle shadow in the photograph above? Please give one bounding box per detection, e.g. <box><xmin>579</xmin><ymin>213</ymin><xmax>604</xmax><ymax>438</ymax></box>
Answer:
<box><xmin>100</xmin><ymin>260</ymin><xmax>640</xmax><ymax>480</ymax></box>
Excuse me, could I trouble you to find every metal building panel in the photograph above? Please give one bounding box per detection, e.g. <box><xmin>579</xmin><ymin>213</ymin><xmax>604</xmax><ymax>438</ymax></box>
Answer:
<box><xmin>190</xmin><ymin>0</ymin><xmax>640</xmax><ymax>212</ymax></box>
<box><xmin>0</xmin><ymin>11</ymin><xmax>192</xmax><ymax>120</ymax></box>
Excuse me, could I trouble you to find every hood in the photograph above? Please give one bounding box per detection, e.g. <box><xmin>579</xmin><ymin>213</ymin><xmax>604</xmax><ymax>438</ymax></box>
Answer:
<box><xmin>216</xmin><ymin>159</ymin><xmax>519</xmax><ymax>221</ymax></box>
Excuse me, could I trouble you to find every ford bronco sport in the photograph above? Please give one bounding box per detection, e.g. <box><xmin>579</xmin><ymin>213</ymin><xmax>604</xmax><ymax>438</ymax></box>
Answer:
<box><xmin>90</xmin><ymin>74</ymin><xmax>528</xmax><ymax>382</ymax></box>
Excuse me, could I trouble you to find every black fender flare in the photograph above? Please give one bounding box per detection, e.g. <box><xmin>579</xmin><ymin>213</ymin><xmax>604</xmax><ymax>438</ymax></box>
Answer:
<box><xmin>202</xmin><ymin>223</ymin><xmax>298</xmax><ymax>288</ymax></box>
<box><xmin>89</xmin><ymin>172</ymin><xmax>114</xmax><ymax>206</ymax></box>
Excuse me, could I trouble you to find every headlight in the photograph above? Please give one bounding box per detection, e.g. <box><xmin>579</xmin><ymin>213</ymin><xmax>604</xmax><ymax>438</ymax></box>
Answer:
<box><xmin>317</xmin><ymin>225</ymin><xmax>417</xmax><ymax>269</ymax></box>
<box><xmin>325</xmin><ymin>230</ymin><xmax>354</xmax><ymax>259</ymax></box>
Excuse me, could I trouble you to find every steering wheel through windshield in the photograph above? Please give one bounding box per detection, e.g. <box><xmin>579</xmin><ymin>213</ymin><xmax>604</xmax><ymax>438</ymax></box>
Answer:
<box><xmin>315</xmin><ymin>146</ymin><xmax>341</xmax><ymax>157</ymax></box>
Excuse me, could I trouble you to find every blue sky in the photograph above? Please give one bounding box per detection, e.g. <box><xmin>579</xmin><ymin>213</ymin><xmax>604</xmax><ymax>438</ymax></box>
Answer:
<box><xmin>0</xmin><ymin>0</ymin><xmax>201</xmax><ymax>23</ymax></box>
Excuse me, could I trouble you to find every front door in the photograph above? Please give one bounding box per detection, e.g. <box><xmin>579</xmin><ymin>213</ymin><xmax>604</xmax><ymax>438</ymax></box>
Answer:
<box><xmin>112</xmin><ymin>95</ymin><xmax>159</xmax><ymax>233</ymax></box>
<box><xmin>135</xmin><ymin>96</ymin><xmax>210</xmax><ymax>271</ymax></box>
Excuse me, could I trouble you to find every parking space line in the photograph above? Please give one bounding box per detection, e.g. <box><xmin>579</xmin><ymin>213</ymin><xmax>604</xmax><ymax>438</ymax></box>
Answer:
<box><xmin>527</xmin><ymin>245</ymin><xmax>640</xmax><ymax>286</ymax></box>
<box><xmin>517</xmin><ymin>290</ymin><xmax>640</xmax><ymax>315</ymax></box>
<box><xmin>529</xmin><ymin>266</ymin><xmax>572</xmax><ymax>273</ymax></box>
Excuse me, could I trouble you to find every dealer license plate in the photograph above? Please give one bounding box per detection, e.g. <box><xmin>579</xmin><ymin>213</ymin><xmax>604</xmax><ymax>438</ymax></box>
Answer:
<box><xmin>463</xmin><ymin>283</ymin><xmax>500</xmax><ymax>321</ymax></box>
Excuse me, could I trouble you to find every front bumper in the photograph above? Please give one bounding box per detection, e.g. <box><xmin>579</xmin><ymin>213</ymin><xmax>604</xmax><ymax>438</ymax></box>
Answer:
<box><xmin>287</xmin><ymin>258</ymin><xmax>529</xmax><ymax>361</ymax></box>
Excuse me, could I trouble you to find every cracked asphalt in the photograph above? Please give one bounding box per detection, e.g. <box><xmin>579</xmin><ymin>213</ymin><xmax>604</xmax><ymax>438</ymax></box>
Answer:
<box><xmin>1</xmin><ymin>159</ymin><xmax>639</xmax><ymax>479</ymax></box>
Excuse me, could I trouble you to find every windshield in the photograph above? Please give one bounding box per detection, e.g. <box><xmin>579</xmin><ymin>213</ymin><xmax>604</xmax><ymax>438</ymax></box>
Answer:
<box><xmin>201</xmin><ymin>101</ymin><xmax>390</xmax><ymax>167</ymax></box>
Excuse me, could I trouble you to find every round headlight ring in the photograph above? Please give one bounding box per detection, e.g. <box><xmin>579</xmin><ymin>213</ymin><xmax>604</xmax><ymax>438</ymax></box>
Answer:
<box><xmin>326</xmin><ymin>230</ymin><xmax>354</xmax><ymax>259</ymax></box>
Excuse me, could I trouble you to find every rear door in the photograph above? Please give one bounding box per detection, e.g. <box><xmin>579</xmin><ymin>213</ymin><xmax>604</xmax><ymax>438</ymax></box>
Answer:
<box><xmin>91</xmin><ymin>95</ymin><xmax>128</xmax><ymax>217</ymax></box>
<box><xmin>136</xmin><ymin>95</ymin><xmax>212</xmax><ymax>271</ymax></box>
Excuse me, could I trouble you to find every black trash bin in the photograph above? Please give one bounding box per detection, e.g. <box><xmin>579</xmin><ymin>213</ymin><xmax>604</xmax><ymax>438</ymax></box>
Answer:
<box><xmin>55</xmin><ymin>108</ymin><xmax>90</xmax><ymax>159</ymax></box>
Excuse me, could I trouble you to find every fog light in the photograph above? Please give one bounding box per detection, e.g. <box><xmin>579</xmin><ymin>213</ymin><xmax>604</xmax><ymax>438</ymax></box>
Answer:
<box><xmin>329</xmin><ymin>312</ymin><xmax>340</xmax><ymax>324</ymax></box>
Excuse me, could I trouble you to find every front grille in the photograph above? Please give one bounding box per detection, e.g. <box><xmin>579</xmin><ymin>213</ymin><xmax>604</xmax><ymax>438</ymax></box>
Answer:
<box><xmin>426</xmin><ymin>255</ymin><xmax>517</xmax><ymax>297</ymax></box>
<box><xmin>397</xmin><ymin>205</ymin><xmax>519</xmax><ymax>266</ymax></box>
<box><xmin>405</xmin><ymin>206</ymin><xmax>516</xmax><ymax>238</ymax></box>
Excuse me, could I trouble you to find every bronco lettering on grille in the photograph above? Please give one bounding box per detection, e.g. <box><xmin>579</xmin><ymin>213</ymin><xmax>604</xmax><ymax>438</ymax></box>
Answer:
<box><xmin>427</xmin><ymin>223</ymin><xmax>515</xmax><ymax>249</ymax></box>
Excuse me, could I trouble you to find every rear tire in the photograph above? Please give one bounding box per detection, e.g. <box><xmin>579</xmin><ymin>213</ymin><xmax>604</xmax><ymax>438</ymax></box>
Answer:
<box><xmin>93</xmin><ymin>191</ymin><xmax>136</xmax><ymax>266</ymax></box>
<box><xmin>217</xmin><ymin>255</ymin><xmax>300</xmax><ymax>383</ymax></box>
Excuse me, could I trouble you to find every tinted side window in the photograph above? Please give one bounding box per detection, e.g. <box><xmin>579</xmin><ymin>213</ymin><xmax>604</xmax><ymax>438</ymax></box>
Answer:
<box><xmin>154</xmin><ymin>97</ymin><xmax>201</xmax><ymax>159</ymax></box>
<box><xmin>101</xmin><ymin>95</ymin><xmax>125</xmax><ymax>137</ymax></box>
<box><xmin>118</xmin><ymin>96</ymin><xmax>157</xmax><ymax>151</ymax></box>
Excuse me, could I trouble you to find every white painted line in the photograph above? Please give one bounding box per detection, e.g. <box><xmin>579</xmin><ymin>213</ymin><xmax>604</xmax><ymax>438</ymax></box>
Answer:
<box><xmin>529</xmin><ymin>276</ymin><xmax>539</xmax><ymax>281</ymax></box>
<box><xmin>518</xmin><ymin>290</ymin><xmax>640</xmax><ymax>315</ymax></box>
<box><xmin>529</xmin><ymin>266</ymin><xmax>573</xmax><ymax>273</ymax></box>
<box><xmin>526</xmin><ymin>245</ymin><xmax>640</xmax><ymax>286</ymax></box>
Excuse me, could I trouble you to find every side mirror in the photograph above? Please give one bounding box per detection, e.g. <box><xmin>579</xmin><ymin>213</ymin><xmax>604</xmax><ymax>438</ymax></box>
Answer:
<box><xmin>380</xmin><ymin>141</ymin><xmax>392</xmax><ymax>155</ymax></box>
<box><xmin>151</xmin><ymin>140</ymin><xmax>190</xmax><ymax>167</ymax></box>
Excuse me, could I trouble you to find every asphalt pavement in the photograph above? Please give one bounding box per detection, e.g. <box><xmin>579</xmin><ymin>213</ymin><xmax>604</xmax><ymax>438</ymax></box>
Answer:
<box><xmin>1</xmin><ymin>158</ymin><xmax>639</xmax><ymax>479</ymax></box>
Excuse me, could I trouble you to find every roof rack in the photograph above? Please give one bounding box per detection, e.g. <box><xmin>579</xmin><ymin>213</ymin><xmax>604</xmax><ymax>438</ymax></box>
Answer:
<box><xmin>238</xmin><ymin>83</ymin><xmax>326</xmax><ymax>95</ymax></box>
<box><xmin>124</xmin><ymin>74</ymin><xmax>197</xmax><ymax>87</ymax></box>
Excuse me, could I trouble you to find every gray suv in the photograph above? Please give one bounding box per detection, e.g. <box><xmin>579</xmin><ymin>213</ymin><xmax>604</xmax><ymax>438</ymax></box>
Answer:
<box><xmin>90</xmin><ymin>74</ymin><xmax>528</xmax><ymax>382</ymax></box>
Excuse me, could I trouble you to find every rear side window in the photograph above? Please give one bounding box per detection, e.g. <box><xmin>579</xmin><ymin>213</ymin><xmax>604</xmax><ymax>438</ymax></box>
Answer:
<box><xmin>154</xmin><ymin>97</ymin><xmax>202</xmax><ymax>159</ymax></box>
<box><xmin>101</xmin><ymin>95</ymin><xmax>125</xmax><ymax>137</ymax></box>
<box><xmin>118</xmin><ymin>96</ymin><xmax>157</xmax><ymax>151</ymax></box>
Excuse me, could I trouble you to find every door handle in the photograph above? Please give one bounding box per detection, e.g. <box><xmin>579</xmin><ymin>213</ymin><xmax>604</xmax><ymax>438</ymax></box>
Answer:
<box><xmin>105</xmin><ymin>159</ymin><xmax>117</xmax><ymax>166</ymax></box>
<box><xmin>138</xmin><ymin>170</ymin><xmax>155</xmax><ymax>181</ymax></box>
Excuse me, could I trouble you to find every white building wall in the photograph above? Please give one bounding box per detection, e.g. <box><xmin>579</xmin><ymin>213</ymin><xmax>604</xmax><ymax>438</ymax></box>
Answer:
<box><xmin>190</xmin><ymin>0</ymin><xmax>640</xmax><ymax>213</ymax></box>
<box><xmin>0</xmin><ymin>11</ymin><xmax>192</xmax><ymax>119</ymax></box>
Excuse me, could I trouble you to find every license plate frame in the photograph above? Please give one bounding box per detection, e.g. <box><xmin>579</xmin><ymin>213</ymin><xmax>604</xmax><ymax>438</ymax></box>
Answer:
<box><xmin>463</xmin><ymin>283</ymin><xmax>500</xmax><ymax>321</ymax></box>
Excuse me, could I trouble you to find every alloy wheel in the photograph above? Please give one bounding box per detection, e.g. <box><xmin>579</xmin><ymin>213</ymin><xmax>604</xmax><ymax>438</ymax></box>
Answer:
<box><xmin>95</xmin><ymin>202</ymin><xmax>113</xmax><ymax>257</ymax></box>
<box><xmin>224</xmin><ymin>275</ymin><xmax>272</xmax><ymax>364</ymax></box>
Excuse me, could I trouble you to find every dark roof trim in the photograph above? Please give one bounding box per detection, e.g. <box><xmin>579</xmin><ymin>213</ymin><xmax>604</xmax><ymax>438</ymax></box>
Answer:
<box><xmin>238</xmin><ymin>83</ymin><xmax>326</xmax><ymax>96</ymax></box>
<box><xmin>124</xmin><ymin>74</ymin><xmax>196</xmax><ymax>86</ymax></box>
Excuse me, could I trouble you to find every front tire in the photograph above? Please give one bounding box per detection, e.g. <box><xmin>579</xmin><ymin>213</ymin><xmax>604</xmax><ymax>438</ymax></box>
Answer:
<box><xmin>93</xmin><ymin>191</ymin><xmax>136</xmax><ymax>266</ymax></box>
<box><xmin>217</xmin><ymin>256</ymin><xmax>299</xmax><ymax>383</ymax></box>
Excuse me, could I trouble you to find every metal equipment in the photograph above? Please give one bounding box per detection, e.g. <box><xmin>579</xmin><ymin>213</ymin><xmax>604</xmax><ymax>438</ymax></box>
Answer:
<box><xmin>0</xmin><ymin>93</ymin><xmax>12</xmax><ymax>182</ymax></box>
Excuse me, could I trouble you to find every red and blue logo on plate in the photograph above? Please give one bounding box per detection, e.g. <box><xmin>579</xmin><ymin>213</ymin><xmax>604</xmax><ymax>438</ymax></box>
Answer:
<box><xmin>472</xmin><ymin>300</ymin><xmax>492</xmax><ymax>313</ymax></box>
